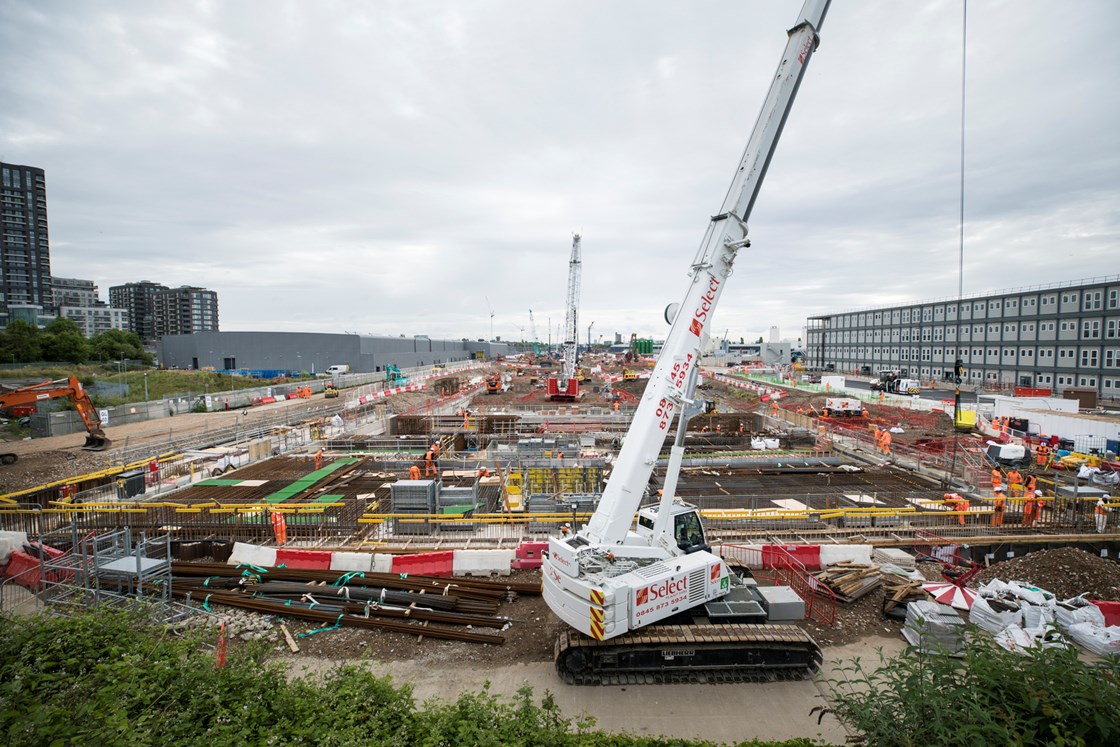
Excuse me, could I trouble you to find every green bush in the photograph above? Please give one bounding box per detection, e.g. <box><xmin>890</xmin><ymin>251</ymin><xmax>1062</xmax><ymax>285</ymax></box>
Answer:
<box><xmin>0</xmin><ymin>611</ymin><xmax>825</xmax><ymax>747</ymax></box>
<box><xmin>820</xmin><ymin>630</ymin><xmax>1120</xmax><ymax>746</ymax></box>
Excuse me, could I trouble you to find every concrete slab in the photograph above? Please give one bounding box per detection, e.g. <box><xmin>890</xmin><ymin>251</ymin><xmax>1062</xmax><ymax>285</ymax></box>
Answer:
<box><xmin>277</xmin><ymin>636</ymin><xmax>910</xmax><ymax>744</ymax></box>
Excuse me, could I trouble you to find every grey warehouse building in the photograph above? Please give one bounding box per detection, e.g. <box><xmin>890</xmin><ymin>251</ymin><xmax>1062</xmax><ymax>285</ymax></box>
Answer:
<box><xmin>157</xmin><ymin>331</ymin><xmax>511</xmax><ymax>374</ymax></box>
<box><xmin>805</xmin><ymin>276</ymin><xmax>1120</xmax><ymax>401</ymax></box>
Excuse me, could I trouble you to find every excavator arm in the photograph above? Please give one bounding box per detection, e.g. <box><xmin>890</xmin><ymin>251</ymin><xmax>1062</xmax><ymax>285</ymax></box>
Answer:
<box><xmin>0</xmin><ymin>377</ymin><xmax>111</xmax><ymax>451</ymax></box>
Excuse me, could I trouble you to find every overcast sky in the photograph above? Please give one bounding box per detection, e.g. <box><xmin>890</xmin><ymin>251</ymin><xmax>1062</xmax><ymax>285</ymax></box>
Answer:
<box><xmin>2</xmin><ymin>0</ymin><xmax>1117</xmax><ymax>347</ymax></box>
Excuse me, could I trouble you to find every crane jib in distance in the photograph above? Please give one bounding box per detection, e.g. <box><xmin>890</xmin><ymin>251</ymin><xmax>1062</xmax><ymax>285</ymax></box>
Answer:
<box><xmin>543</xmin><ymin>0</ymin><xmax>830</xmax><ymax>668</ymax></box>
<box><xmin>548</xmin><ymin>234</ymin><xmax>583</xmax><ymax>400</ymax></box>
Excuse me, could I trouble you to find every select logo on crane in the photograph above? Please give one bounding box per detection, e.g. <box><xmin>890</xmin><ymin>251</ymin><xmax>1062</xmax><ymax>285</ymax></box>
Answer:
<box><xmin>689</xmin><ymin>275</ymin><xmax>722</xmax><ymax>337</ymax></box>
<box><xmin>634</xmin><ymin>575</ymin><xmax>690</xmax><ymax>620</ymax></box>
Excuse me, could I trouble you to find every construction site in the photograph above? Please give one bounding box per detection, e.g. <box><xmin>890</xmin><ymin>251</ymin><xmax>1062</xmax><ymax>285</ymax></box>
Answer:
<box><xmin>3</xmin><ymin>1</ymin><xmax>1119</xmax><ymax>742</ymax></box>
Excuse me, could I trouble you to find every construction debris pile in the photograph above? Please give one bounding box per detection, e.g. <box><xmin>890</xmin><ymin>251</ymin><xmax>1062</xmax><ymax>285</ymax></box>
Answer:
<box><xmin>972</xmin><ymin>547</ymin><xmax>1120</xmax><ymax>601</ymax></box>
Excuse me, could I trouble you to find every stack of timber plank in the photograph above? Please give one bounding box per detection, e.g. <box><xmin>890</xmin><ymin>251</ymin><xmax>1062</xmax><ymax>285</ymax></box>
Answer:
<box><xmin>882</xmin><ymin>573</ymin><xmax>929</xmax><ymax>617</ymax></box>
<box><xmin>811</xmin><ymin>562</ymin><xmax>881</xmax><ymax>603</ymax></box>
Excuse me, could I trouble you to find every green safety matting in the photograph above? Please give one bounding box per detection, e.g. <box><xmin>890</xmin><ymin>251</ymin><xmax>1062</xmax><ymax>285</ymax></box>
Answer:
<box><xmin>258</xmin><ymin>458</ymin><xmax>361</xmax><ymax>504</ymax></box>
<box><xmin>311</xmin><ymin>493</ymin><xmax>345</xmax><ymax>505</ymax></box>
<box><xmin>441</xmin><ymin>503</ymin><xmax>481</xmax><ymax>516</ymax></box>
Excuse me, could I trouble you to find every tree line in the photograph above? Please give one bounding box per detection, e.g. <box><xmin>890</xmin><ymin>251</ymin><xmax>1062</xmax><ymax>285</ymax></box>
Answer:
<box><xmin>0</xmin><ymin>318</ymin><xmax>153</xmax><ymax>367</ymax></box>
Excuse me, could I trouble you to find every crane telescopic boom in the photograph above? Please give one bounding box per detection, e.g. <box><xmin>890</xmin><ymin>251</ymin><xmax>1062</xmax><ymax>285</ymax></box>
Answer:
<box><xmin>544</xmin><ymin>0</ymin><xmax>830</xmax><ymax>648</ymax></box>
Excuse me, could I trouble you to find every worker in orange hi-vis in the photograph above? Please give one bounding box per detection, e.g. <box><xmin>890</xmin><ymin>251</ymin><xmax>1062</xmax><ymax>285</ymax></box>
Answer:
<box><xmin>944</xmin><ymin>493</ymin><xmax>969</xmax><ymax>526</ymax></box>
<box><xmin>424</xmin><ymin>448</ymin><xmax>437</xmax><ymax>477</ymax></box>
<box><xmin>314</xmin><ymin>448</ymin><xmax>324</xmax><ymax>470</ymax></box>
<box><xmin>613</xmin><ymin>400</ymin><xmax>620</xmax><ymax>413</ymax></box>
<box><xmin>1006</xmin><ymin>468</ymin><xmax>1023</xmax><ymax>497</ymax></box>
<box><xmin>991</xmin><ymin>467</ymin><xmax>1003</xmax><ymax>494</ymax></box>
<box><xmin>409</xmin><ymin>464</ymin><xmax>421</xmax><ymax>480</ymax></box>
<box><xmin>270</xmin><ymin>510</ymin><xmax>287</xmax><ymax>545</ymax></box>
<box><xmin>1021</xmin><ymin>492</ymin><xmax>1035</xmax><ymax>527</ymax></box>
<box><xmin>992</xmin><ymin>488</ymin><xmax>1005</xmax><ymax>527</ymax></box>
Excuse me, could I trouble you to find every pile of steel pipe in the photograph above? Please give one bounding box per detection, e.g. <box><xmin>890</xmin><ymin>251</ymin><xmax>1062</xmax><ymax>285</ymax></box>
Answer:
<box><xmin>169</xmin><ymin>586</ymin><xmax>504</xmax><ymax>645</ymax></box>
<box><xmin>171</xmin><ymin>561</ymin><xmax>541</xmax><ymax>599</ymax></box>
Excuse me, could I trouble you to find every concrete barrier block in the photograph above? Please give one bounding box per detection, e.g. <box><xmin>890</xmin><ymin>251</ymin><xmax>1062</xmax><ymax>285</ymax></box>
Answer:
<box><xmin>372</xmin><ymin>554</ymin><xmax>394</xmax><ymax>573</ymax></box>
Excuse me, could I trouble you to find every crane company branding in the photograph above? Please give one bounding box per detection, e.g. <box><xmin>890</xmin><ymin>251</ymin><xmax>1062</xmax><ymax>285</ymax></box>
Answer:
<box><xmin>689</xmin><ymin>274</ymin><xmax>722</xmax><ymax>337</ymax></box>
<box><xmin>634</xmin><ymin>575</ymin><xmax>689</xmax><ymax>620</ymax></box>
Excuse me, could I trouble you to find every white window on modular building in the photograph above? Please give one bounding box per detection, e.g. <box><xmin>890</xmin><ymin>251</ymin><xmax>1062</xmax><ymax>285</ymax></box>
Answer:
<box><xmin>921</xmin><ymin>349</ymin><xmax>931</xmax><ymax>361</ymax></box>
<box><xmin>1107</xmin><ymin>349</ymin><xmax>1119</xmax><ymax>368</ymax></box>
<box><xmin>971</xmin><ymin>370</ymin><xmax>982</xmax><ymax>381</ymax></box>
<box><xmin>1106</xmin><ymin>318</ymin><xmax>1118</xmax><ymax>339</ymax></box>
<box><xmin>1105</xmin><ymin>378</ymin><xmax>1117</xmax><ymax>393</ymax></box>
<box><xmin>1083</xmin><ymin>289</ymin><xmax>1103</xmax><ymax>311</ymax></box>
<box><xmin>901</xmin><ymin>328</ymin><xmax>910</xmax><ymax>342</ymax></box>
<box><xmin>922</xmin><ymin>307</ymin><xmax>932</xmax><ymax>322</ymax></box>
<box><xmin>1079</xmin><ymin>376</ymin><xmax>1097</xmax><ymax>387</ymax></box>
<box><xmin>922</xmin><ymin>328</ymin><xmax>931</xmax><ymax>342</ymax></box>
<box><xmin>901</xmin><ymin>309</ymin><xmax>910</xmax><ymax>323</ymax></box>
<box><xmin>901</xmin><ymin>348</ymin><xmax>909</xmax><ymax>361</ymax></box>
<box><xmin>1020</xmin><ymin>348</ymin><xmax>1033</xmax><ymax>359</ymax></box>
<box><xmin>1042</xmin><ymin>294</ymin><xmax>1056</xmax><ymax>309</ymax></box>
<box><xmin>988</xmin><ymin>300</ymin><xmax>1001</xmax><ymax>315</ymax></box>
<box><xmin>934</xmin><ymin>306</ymin><xmax>944</xmax><ymax>320</ymax></box>
<box><xmin>1082</xmin><ymin>319</ymin><xmax>1101</xmax><ymax>339</ymax></box>
<box><xmin>1005</xmin><ymin>298</ymin><xmax>1019</xmax><ymax>315</ymax></box>
<box><xmin>1109</xmin><ymin>289</ymin><xmax>1119</xmax><ymax>309</ymax></box>
<box><xmin>1081</xmin><ymin>349</ymin><xmax>1099</xmax><ymax>367</ymax></box>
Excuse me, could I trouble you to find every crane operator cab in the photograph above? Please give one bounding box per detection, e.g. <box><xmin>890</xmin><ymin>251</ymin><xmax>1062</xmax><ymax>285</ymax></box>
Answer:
<box><xmin>636</xmin><ymin>501</ymin><xmax>711</xmax><ymax>555</ymax></box>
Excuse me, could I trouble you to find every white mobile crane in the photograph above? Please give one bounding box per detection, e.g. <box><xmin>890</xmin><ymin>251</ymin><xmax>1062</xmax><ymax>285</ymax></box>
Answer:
<box><xmin>548</xmin><ymin>234</ymin><xmax>582</xmax><ymax>400</ymax></box>
<box><xmin>542</xmin><ymin>0</ymin><xmax>830</xmax><ymax>683</ymax></box>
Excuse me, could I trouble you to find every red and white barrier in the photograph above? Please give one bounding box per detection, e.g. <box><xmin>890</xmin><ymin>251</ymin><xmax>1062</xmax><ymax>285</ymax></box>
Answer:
<box><xmin>392</xmin><ymin>551</ymin><xmax>454</xmax><ymax>577</ymax></box>
<box><xmin>275</xmin><ymin>548</ymin><xmax>332</xmax><ymax>570</ymax></box>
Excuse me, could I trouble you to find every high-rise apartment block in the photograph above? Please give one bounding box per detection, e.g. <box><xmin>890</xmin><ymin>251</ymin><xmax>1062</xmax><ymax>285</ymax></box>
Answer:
<box><xmin>153</xmin><ymin>285</ymin><xmax>219</xmax><ymax>338</ymax></box>
<box><xmin>109</xmin><ymin>281</ymin><xmax>168</xmax><ymax>342</ymax></box>
<box><xmin>805</xmin><ymin>276</ymin><xmax>1120</xmax><ymax>400</ymax></box>
<box><xmin>110</xmin><ymin>281</ymin><xmax>220</xmax><ymax>341</ymax></box>
<box><xmin>1</xmin><ymin>161</ymin><xmax>53</xmax><ymax>327</ymax></box>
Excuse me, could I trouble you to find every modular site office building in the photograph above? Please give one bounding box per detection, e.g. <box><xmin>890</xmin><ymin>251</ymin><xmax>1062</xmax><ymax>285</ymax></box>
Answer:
<box><xmin>158</xmin><ymin>330</ymin><xmax>512</xmax><ymax>374</ymax></box>
<box><xmin>805</xmin><ymin>276</ymin><xmax>1120</xmax><ymax>401</ymax></box>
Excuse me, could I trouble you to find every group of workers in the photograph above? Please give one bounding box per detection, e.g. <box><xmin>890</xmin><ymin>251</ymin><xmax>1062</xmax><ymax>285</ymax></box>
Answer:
<box><xmin>874</xmin><ymin>427</ymin><xmax>893</xmax><ymax>456</ymax></box>
<box><xmin>406</xmin><ymin>442</ymin><xmax>442</xmax><ymax>480</ymax></box>
<box><xmin>989</xmin><ymin>466</ymin><xmax>1043</xmax><ymax>527</ymax></box>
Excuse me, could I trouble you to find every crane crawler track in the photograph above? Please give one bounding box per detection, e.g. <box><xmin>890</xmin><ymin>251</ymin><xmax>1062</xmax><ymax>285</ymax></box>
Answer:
<box><xmin>555</xmin><ymin>624</ymin><xmax>822</xmax><ymax>686</ymax></box>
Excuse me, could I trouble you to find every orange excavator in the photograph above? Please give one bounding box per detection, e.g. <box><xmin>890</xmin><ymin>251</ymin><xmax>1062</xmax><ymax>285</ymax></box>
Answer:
<box><xmin>1</xmin><ymin>377</ymin><xmax>110</xmax><ymax>464</ymax></box>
